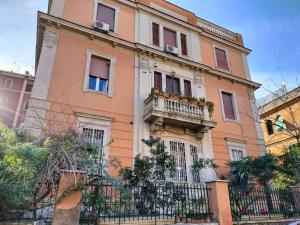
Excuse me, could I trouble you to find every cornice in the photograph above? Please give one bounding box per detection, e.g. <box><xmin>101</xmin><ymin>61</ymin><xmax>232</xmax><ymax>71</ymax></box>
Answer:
<box><xmin>119</xmin><ymin>0</ymin><xmax>251</xmax><ymax>54</ymax></box>
<box><xmin>38</xmin><ymin>12</ymin><xmax>261</xmax><ymax>90</ymax></box>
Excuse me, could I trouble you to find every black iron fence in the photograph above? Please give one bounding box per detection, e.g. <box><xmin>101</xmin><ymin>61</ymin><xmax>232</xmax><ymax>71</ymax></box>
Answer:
<box><xmin>0</xmin><ymin>192</ymin><xmax>55</xmax><ymax>225</ymax></box>
<box><xmin>229</xmin><ymin>186</ymin><xmax>300</xmax><ymax>221</ymax></box>
<box><xmin>80</xmin><ymin>179</ymin><xmax>212</xmax><ymax>224</ymax></box>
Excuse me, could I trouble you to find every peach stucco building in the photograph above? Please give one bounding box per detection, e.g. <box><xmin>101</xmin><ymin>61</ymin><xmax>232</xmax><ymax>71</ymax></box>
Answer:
<box><xmin>24</xmin><ymin>0</ymin><xmax>265</xmax><ymax>181</ymax></box>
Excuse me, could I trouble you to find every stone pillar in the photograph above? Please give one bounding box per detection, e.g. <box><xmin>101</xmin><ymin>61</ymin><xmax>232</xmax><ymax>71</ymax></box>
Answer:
<box><xmin>206</xmin><ymin>180</ymin><xmax>233</xmax><ymax>225</ymax></box>
<box><xmin>52</xmin><ymin>170</ymin><xmax>85</xmax><ymax>225</ymax></box>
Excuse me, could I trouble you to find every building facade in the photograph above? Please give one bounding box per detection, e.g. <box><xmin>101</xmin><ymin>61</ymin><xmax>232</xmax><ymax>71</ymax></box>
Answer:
<box><xmin>0</xmin><ymin>70</ymin><xmax>34</xmax><ymax>128</ymax></box>
<box><xmin>259</xmin><ymin>87</ymin><xmax>300</xmax><ymax>155</ymax></box>
<box><xmin>24</xmin><ymin>0</ymin><xmax>265</xmax><ymax>181</ymax></box>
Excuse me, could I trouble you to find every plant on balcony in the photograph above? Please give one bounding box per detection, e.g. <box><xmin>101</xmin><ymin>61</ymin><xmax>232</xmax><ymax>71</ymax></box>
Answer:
<box><xmin>206</xmin><ymin>101</ymin><xmax>214</xmax><ymax>117</ymax></box>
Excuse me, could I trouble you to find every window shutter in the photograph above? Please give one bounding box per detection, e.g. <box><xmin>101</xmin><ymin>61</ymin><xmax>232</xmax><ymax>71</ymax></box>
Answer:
<box><xmin>166</xmin><ymin>76</ymin><xmax>172</xmax><ymax>93</ymax></box>
<box><xmin>152</xmin><ymin>23</ymin><xmax>160</xmax><ymax>46</ymax></box>
<box><xmin>222</xmin><ymin>92</ymin><xmax>235</xmax><ymax>120</ymax></box>
<box><xmin>173</xmin><ymin>77</ymin><xmax>180</xmax><ymax>94</ymax></box>
<box><xmin>163</xmin><ymin>28</ymin><xmax>177</xmax><ymax>47</ymax></box>
<box><xmin>154</xmin><ymin>71</ymin><xmax>162</xmax><ymax>92</ymax></box>
<box><xmin>184</xmin><ymin>80</ymin><xmax>191</xmax><ymax>97</ymax></box>
<box><xmin>89</xmin><ymin>56</ymin><xmax>110</xmax><ymax>79</ymax></box>
<box><xmin>215</xmin><ymin>48</ymin><xmax>229</xmax><ymax>70</ymax></box>
<box><xmin>180</xmin><ymin>33</ymin><xmax>187</xmax><ymax>55</ymax></box>
<box><xmin>97</xmin><ymin>4</ymin><xmax>115</xmax><ymax>31</ymax></box>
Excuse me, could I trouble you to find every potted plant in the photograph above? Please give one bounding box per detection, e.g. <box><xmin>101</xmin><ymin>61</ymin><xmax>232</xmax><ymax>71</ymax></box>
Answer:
<box><xmin>188</xmin><ymin>97</ymin><xmax>199</xmax><ymax>104</ymax></box>
<box><xmin>174</xmin><ymin>207</ymin><xmax>185</xmax><ymax>223</ymax></box>
<box><xmin>206</xmin><ymin>101</ymin><xmax>214</xmax><ymax>118</ymax></box>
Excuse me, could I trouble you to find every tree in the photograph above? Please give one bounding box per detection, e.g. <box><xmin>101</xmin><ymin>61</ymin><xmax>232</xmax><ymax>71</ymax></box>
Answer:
<box><xmin>120</xmin><ymin>136</ymin><xmax>176</xmax><ymax>185</ymax></box>
<box><xmin>0</xmin><ymin>122</ymin><xmax>105</xmax><ymax>215</ymax></box>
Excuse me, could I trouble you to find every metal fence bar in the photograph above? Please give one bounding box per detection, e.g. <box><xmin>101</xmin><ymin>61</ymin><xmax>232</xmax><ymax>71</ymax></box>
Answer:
<box><xmin>229</xmin><ymin>186</ymin><xmax>300</xmax><ymax>221</ymax></box>
<box><xmin>80</xmin><ymin>180</ymin><xmax>212</xmax><ymax>224</ymax></box>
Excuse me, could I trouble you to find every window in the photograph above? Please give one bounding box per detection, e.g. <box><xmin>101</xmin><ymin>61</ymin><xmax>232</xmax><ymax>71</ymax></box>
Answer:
<box><xmin>231</xmin><ymin>149</ymin><xmax>244</xmax><ymax>161</ymax></box>
<box><xmin>227</xmin><ymin>141</ymin><xmax>246</xmax><ymax>162</ymax></box>
<box><xmin>96</xmin><ymin>3</ymin><xmax>116</xmax><ymax>32</ymax></box>
<box><xmin>190</xmin><ymin>145</ymin><xmax>201</xmax><ymax>183</ymax></box>
<box><xmin>266</xmin><ymin>120</ymin><xmax>274</xmax><ymax>135</ymax></box>
<box><xmin>88</xmin><ymin>55</ymin><xmax>110</xmax><ymax>93</ymax></box>
<box><xmin>166</xmin><ymin>76</ymin><xmax>180</xmax><ymax>94</ymax></box>
<box><xmin>170</xmin><ymin>141</ymin><xmax>187</xmax><ymax>182</ymax></box>
<box><xmin>152</xmin><ymin>23</ymin><xmax>160</xmax><ymax>46</ymax></box>
<box><xmin>275</xmin><ymin>115</ymin><xmax>286</xmax><ymax>132</ymax></box>
<box><xmin>184</xmin><ymin>80</ymin><xmax>191</xmax><ymax>97</ymax></box>
<box><xmin>180</xmin><ymin>33</ymin><xmax>187</xmax><ymax>56</ymax></box>
<box><xmin>215</xmin><ymin>47</ymin><xmax>229</xmax><ymax>71</ymax></box>
<box><xmin>82</xmin><ymin>127</ymin><xmax>104</xmax><ymax>152</ymax></box>
<box><xmin>163</xmin><ymin>27</ymin><xmax>177</xmax><ymax>47</ymax></box>
<box><xmin>221</xmin><ymin>91</ymin><xmax>237</xmax><ymax>121</ymax></box>
<box><xmin>4</xmin><ymin>79</ymin><xmax>13</xmax><ymax>89</ymax></box>
<box><xmin>25</xmin><ymin>83</ymin><xmax>33</xmax><ymax>92</ymax></box>
<box><xmin>154</xmin><ymin>71</ymin><xmax>162</xmax><ymax>92</ymax></box>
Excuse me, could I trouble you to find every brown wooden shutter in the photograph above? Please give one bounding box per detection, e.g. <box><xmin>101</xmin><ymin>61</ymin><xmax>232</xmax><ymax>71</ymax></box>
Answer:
<box><xmin>89</xmin><ymin>56</ymin><xmax>110</xmax><ymax>79</ymax></box>
<box><xmin>222</xmin><ymin>92</ymin><xmax>235</xmax><ymax>120</ymax></box>
<box><xmin>173</xmin><ymin>77</ymin><xmax>180</xmax><ymax>94</ymax></box>
<box><xmin>166</xmin><ymin>76</ymin><xmax>172</xmax><ymax>93</ymax></box>
<box><xmin>181</xmin><ymin>33</ymin><xmax>187</xmax><ymax>56</ymax></box>
<box><xmin>164</xmin><ymin>28</ymin><xmax>177</xmax><ymax>47</ymax></box>
<box><xmin>97</xmin><ymin>4</ymin><xmax>115</xmax><ymax>31</ymax></box>
<box><xmin>152</xmin><ymin>23</ymin><xmax>160</xmax><ymax>46</ymax></box>
<box><xmin>154</xmin><ymin>71</ymin><xmax>162</xmax><ymax>92</ymax></box>
<box><xmin>184</xmin><ymin>80</ymin><xmax>191</xmax><ymax>97</ymax></box>
<box><xmin>215</xmin><ymin>48</ymin><xmax>229</xmax><ymax>70</ymax></box>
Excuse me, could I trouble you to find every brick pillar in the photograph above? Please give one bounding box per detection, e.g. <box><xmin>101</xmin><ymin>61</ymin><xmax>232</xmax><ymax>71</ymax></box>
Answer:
<box><xmin>206</xmin><ymin>180</ymin><xmax>233</xmax><ymax>225</ymax></box>
<box><xmin>52</xmin><ymin>170</ymin><xmax>85</xmax><ymax>225</ymax></box>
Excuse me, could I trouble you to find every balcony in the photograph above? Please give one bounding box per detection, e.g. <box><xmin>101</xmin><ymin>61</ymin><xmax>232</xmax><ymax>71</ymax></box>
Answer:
<box><xmin>197</xmin><ymin>18</ymin><xmax>237</xmax><ymax>42</ymax></box>
<box><xmin>144</xmin><ymin>94</ymin><xmax>216</xmax><ymax>137</ymax></box>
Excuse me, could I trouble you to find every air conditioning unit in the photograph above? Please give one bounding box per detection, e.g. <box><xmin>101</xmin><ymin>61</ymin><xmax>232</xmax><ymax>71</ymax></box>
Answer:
<box><xmin>94</xmin><ymin>21</ymin><xmax>110</xmax><ymax>33</ymax></box>
<box><xmin>165</xmin><ymin>45</ymin><xmax>179</xmax><ymax>55</ymax></box>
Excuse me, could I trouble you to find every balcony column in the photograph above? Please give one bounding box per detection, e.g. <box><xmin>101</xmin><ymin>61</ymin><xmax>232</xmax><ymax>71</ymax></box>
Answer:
<box><xmin>203</xmin><ymin>106</ymin><xmax>210</xmax><ymax>120</ymax></box>
<box><xmin>157</xmin><ymin>96</ymin><xmax>165</xmax><ymax>111</ymax></box>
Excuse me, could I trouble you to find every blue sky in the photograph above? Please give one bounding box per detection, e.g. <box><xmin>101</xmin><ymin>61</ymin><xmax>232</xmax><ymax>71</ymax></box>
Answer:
<box><xmin>0</xmin><ymin>0</ymin><xmax>299</xmax><ymax>98</ymax></box>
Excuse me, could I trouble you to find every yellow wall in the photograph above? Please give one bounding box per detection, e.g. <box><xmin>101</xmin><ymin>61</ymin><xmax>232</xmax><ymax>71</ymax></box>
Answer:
<box><xmin>261</xmin><ymin>101</ymin><xmax>300</xmax><ymax>155</ymax></box>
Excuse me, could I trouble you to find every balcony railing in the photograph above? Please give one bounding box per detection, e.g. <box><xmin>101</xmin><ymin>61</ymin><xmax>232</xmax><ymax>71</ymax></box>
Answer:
<box><xmin>197</xmin><ymin>18</ymin><xmax>237</xmax><ymax>41</ymax></box>
<box><xmin>144</xmin><ymin>95</ymin><xmax>216</xmax><ymax>131</ymax></box>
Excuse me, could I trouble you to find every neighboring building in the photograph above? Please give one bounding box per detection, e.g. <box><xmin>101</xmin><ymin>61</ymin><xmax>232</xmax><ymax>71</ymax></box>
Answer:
<box><xmin>259</xmin><ymin>86</ymin><xmax>300</xmax><ymax>155</ymax></box>
<box><xmin>0</xmin><ymin>70</ymin><xmax>34</xmax><ymax>128</ymax></box>
<box><xmin>24</xmin><ymin>0</ymin><xmax>265</xmax><ymax>181</ymax></box>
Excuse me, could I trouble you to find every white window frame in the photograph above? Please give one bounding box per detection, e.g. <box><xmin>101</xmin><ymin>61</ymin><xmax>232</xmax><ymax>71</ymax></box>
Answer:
<box><xmin>149</xmin><ymin>19</ymin><xmax>190</xmax><ymax>58</ymax></box>
<box><xmin>83</xmin><ymin>49</ymin><xmax>116</xmax><ymax>97</ymax></box>
<box><xmin>219</xmin><ymin>89</ymin><xmax>240</xmax><ymax>123</ymax></box>
<box><xmin>213</xmin><ymin>44</ymin><xmax>231</xmax><ymax>72</ymax></box>
<box><xmin>151</xmin><ymin>70</ymin><xmax>194</xmax><ymax>97</ymax></box>
<box><xmin>77</xmin><ymin>113</ymin><xmax>113</xmax><ymax>165</ymax></box>
<box><xmin>226</xmin><ymin>139</ymin><xmax>247</xmax><ymax>161</ymax></box>
<box><xmin>93</xmin><ymin>0</ymin><xmax>120</xmax><ymax>34</ymax></box>
<box><xmin>4</xmin><ymin>79</ymin><xmax>13</xmax><ymax>89</ymax></box>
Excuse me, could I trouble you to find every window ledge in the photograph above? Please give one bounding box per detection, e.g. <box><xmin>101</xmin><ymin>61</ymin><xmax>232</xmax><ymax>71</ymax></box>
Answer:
<box><xmin>83</xmin><ymin>88</ymin><xmax>112</xmax><ymax>97</ymax></box>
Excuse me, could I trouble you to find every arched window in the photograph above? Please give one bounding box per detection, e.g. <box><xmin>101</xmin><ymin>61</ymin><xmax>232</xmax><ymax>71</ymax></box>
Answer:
<box><xmin>275</xmin><ymin>115</ymin><xmax>286</xmax><ymax>132</ymax></box>
<box><xmin>266</xmin><ymin>120</ymin><xmax>274</xmax><ymax>135</ymax></box>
